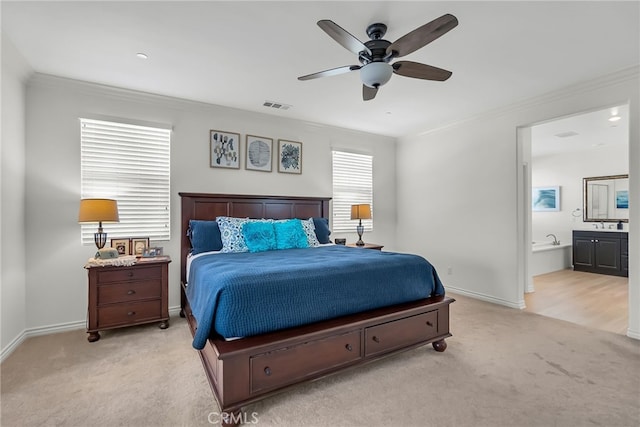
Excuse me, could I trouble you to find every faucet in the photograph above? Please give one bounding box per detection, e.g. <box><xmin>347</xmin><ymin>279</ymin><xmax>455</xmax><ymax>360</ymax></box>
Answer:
<box><xmin>546</xmin><ymin>234</ymin><xmax>560</xmax><ymax>245</ymax></box>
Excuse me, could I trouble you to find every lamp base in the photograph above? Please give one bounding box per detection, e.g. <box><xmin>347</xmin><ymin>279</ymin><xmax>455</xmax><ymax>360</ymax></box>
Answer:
<box><xmin>94</xmin><ymin>232</ymin><xmax>107</xmax><ymax>249</ymax></box>
<box><xmin>356</xmin><ymin>223</ymin><xmax>365</xmax><ymax>246</ymax></box>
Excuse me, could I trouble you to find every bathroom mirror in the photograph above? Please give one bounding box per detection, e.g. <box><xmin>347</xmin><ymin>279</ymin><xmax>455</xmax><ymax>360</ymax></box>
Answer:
<box><xmin>583</xmin><ymin>174</ymin><xmax>629</xmax><ymax>222</ymax></box>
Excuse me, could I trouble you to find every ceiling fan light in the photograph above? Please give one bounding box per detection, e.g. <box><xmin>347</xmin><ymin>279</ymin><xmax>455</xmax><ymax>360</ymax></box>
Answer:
<box><xmin>360</xmin><ymin>62</ymin><xmax>393</xmax><ymax>88</ymax></box>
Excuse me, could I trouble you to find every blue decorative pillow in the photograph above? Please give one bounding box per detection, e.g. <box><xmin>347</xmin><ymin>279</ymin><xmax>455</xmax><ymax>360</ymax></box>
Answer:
<box><xmin>216</xmin><ymin>216</ymin><xmax>249</xmax><ymax>253</ymax></box>
<box><xmin>274</xmin><ymin>219</ymin><xmax>309</xmax><ymax>250</ymax></box>
<box><xmin>242</xmin><ymin>221</ymin><xmax>276</xmax><ymax>253</ymax></box>
<box><xmin>312</xmin><ymin>217</ymin><xmax>331</xmax><ymax>244</ymax></box>
<box><xmin>301</xmin><ymin>218</ymin><xmax>320</xmax><ymax>247</ymax></box>
<box><xmin>188</xmin><ymin>220</ymin><xmax>223</xmax><ymax>255</ymax></box>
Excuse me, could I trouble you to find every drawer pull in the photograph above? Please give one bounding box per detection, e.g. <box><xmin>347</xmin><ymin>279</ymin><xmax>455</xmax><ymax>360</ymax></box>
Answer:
<box><xmin>372</xmin><ymin>336</ymin><xmax>380</xmax><ymax>343</ymax></box>
<box><xmin>426</xmin><ymin>321</ymin><xmax>434</xmax><ymax>327</ymax></box>
<box><xmin>345</xmin><ymin>343</ymin><xmax>353</xmax><ymax>351</ymax></box>
<box><xmin>127</xmin><ymin>311</ymin><xmax>136</xmax><ymax>316</ymax></box>
<box><xmin>264</xmin><ymin>367</ymin><xmax>272</xmax><ymax>376</ymax></box>
<box><xmin>127</xmin><ymin>290</ymin><xmax>136</xmax><ymax>295</ymax></box>
<box><xmin>128</xmin><ymin>272</ymin><xmax>134</xmax><ymax>277</ymax></box>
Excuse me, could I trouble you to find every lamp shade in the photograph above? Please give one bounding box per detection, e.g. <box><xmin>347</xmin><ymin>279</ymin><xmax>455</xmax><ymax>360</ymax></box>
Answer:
<box><xmin>78</xmin><ymin>199</ymin><xmax>119</xmax><ymax>223</ymax></box>
<box><xmin>350</xmin><ymin>204</ymin><xmax>372</xmax><ymax>220</ymax></box>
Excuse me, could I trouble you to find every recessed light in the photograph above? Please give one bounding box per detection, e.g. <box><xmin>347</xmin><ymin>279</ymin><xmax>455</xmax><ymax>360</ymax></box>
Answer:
<box><xmin>608</xmin><ymin>115</ymin><xmax>621</xmax><ymax>122</ymax></box>
<box><xmin>136</xmin><ymin>53</ymin><xmax>148</xmax><ymax>60</ymax></box>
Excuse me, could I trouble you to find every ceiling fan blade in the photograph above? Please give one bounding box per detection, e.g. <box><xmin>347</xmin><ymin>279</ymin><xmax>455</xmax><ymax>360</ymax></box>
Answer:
<box><xmin>363</xmin><ymin>85</ymin><xmax>378</xmax><ymax>101</ymax></box>
<box><xmin>392</xmin><ymin>61</ymin><xmax>452</xmax><ymax>81</ymax></box>
<box><xmin>298</xmin><ymin>65</ymin><xmax>361</xmax><ymax>81</ymax></box>
<box><xmin>318</xmin><ymin>20</ymin><xmax>372</xmax><ymax>56</ymax></box>
<box><xmin>387</xmin><ymin>14</ymin><xmax>458</xmax><ymax>58</ymax></box>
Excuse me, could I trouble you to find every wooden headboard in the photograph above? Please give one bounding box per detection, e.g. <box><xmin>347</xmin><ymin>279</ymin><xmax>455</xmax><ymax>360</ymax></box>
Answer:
<box><xmin>179</xmin><ymin>193</ymin><xmax>331</xmax><ymax>283</ymax></box>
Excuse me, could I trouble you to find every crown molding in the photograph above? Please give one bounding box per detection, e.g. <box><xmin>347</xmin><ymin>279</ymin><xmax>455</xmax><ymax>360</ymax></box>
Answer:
<box><xmin>408</xmin><ymin>66</ymin><xmax>640</xmax><ymax>138</ymax></box>
<box><xmin>27</xmin><ymin>73</ymin><xmax>396</xmax><ymax>142</ymax></box>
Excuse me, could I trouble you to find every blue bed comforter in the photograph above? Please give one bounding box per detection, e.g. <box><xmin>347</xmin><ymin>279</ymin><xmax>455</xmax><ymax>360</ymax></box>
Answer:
<box><xmin>187</xmin><ymin>245</ymin><xmax>444</xmax><ymax>349</ymax></box>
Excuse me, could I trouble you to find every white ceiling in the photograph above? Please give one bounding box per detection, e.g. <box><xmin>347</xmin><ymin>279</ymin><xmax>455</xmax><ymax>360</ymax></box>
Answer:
<box><xmin>2</xmin><ymin>1</ymin><xmax>639</xmax><ymax>138</ymax></box>
<box><xmin>531</xmin><ymin>104</ymin><xmax>629</xmax><ymax>158</ymax></box>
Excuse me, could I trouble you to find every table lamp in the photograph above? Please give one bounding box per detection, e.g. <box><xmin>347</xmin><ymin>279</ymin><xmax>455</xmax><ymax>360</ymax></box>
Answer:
<box><xmin>350</xmin><ymin>204</ymin><xmax>371</xmax><ymax>246</ymax></box>
<box><xmin>78</xmin><ymin>198</ymin><xmax>120</xmax><ymax>249</ymax></box>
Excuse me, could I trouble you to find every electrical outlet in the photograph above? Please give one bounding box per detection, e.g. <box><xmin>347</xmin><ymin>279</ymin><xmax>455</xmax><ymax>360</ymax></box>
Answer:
<box><xmin>447</xmin><ymin>267</ymin><xmax>453</xmax><ymax>275</ymax></box>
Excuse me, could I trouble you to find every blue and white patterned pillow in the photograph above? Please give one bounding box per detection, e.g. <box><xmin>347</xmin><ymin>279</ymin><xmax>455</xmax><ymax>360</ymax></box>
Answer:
<box><xmin>301</xmin><ymin>218</ymin><xmax>320</xmax><ymax>247</ymax></box>
<box><xmin>216</xmin><ymin>216</ymin><xmax>250</xmax><ymax>253</ymax></box>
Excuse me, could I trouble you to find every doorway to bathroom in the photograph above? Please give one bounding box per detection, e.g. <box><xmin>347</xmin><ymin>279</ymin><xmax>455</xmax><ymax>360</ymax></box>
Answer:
<box><xmin>519</xmin><ymin>104</ymin><xmax>630</xmax><ymax>335</ymax></box>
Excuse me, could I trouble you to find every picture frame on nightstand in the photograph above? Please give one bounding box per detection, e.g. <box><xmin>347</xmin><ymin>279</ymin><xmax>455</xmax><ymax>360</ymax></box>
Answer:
<box><xmin>111</xmin><ymin>238</ymin><xmax>130</xmax><ymax>255</ymax></box>
<box><xmin>131</xmin><ymin>238</ymin><xmax>150</xmax><ymax>256</ymax></box>
<box><xmin>143</xmin><ymin>247</ymin><xmax>163</xmax><ymax>257</ymax></box>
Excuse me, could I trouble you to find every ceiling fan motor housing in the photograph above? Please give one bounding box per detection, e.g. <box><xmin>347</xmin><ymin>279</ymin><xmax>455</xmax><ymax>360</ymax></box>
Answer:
<box><xmin>360</xmin><ymin>33</ymin><xmax>394</xmax><ymax>89</ymax></box>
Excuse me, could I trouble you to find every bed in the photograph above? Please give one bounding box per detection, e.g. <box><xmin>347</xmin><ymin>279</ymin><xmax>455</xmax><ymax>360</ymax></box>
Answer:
<box><xmin>179</xmin><ymin>193</ymin><xmax>454</xmax><ymax>426</ymax></box>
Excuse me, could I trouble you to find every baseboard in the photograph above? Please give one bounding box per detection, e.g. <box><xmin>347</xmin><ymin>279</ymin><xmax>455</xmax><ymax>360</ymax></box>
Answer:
<box><xmin>1</xmin><ymin>305</ymin><xmax>183</xmax><ymax>362</ymax></box>
<box><xmin>627</xmin><ymin>328</ymin><xmax>640</xmax><ymax>340</ymax></box>
<box><xmin>447</xmin><ymin>287</ymin><xmax>526</xmax><ymax>309</ymax></box>
<box><xmin>1</xmin><ymin>330</ymin><xmax>28</xmax><ymax>363</ymax></box>
<box><xmin>169</xmin><ymin>305</ymin><xmax>182</xmax><ymax>317</ymax></box>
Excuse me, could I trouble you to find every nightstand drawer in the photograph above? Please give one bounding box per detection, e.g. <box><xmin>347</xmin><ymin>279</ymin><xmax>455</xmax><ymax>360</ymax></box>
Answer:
<box><xmin>97</xmin><ymin>280</ymin><xmax>162</xmax><ymax>305</ymax></box>
<box><xmin>95</xmin><ymin>265</ymin><xmax>162</xmax><ymax>284</ymax></box>
<box><xmin>97</xmin><ymin>300</ymin><xmax>162</xmax><ymax>328</ymax></box>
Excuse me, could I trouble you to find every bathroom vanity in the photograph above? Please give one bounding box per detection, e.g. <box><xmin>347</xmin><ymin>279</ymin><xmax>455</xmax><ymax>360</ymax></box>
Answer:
<box><xmin>572</xmin><ymin>230</ymin><xmax>628</xmax><ymax>277</ymax></box>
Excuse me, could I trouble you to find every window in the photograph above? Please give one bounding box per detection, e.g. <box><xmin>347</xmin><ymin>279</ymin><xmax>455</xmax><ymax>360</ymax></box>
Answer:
<box><xmin>80</xmin><ymin>118</ymin><xmax>171</xmax><ymax>244</ymax></box>
<box><xmin>332</xmin><ymin>151</ymin><xmax>373</xmax><ymax>232</ymax></box>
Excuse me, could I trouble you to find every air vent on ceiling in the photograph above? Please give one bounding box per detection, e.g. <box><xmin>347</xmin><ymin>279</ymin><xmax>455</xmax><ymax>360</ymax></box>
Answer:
<box><xmin>554</xmin><ymin>131</ymin><xmax>579</xmax><ymax>138</ymax></box>
<box><xmin>263</xmin><ymin>100</ymin><xmax>292</xmax><ymax>110</ymax></box>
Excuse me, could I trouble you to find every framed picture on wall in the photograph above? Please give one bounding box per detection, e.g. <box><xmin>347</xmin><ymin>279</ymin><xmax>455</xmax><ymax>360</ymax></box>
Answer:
<box><xmin>245</xmin><ymin>135</ymin><xmax>273</xmax><ymax>172</ymax></box>
<box><xmin>277</xmin><ymin>139</ymin><xmax>302</xmax><ymax>174</ymax></box>
<box><xmin>532</xmin><ymin>186</ymin><xmax>560</xmax><ymax>212</ymax></box>
<box><xmin>210</xmin><ymin>130</ymin><xmax>240</xmax><ymax>169</ymax></box>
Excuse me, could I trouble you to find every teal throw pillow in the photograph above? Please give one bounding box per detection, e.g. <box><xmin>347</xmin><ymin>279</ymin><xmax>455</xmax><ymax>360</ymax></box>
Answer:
<box><xmin>274</xmin><ymin>219</ymin><xmax>309</xmax><ymax>250</ymax></box>
<box><xmin>242</xmin><ymin>221</ymin><xmax>276</xmax><ymax>253</ymax></box>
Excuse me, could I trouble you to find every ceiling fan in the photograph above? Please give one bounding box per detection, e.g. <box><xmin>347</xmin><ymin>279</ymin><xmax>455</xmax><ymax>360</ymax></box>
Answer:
<box><xmin>298</xmin><ymin>14</ymin><xmax>458</xmax><ymax>101</ymax></box>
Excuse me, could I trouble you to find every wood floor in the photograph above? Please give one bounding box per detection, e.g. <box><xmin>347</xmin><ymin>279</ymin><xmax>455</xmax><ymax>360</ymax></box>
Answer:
<box><xmin>524</xmin><ymin>269</ymin><xmax>628</xmax><ymax>335</ymax></box>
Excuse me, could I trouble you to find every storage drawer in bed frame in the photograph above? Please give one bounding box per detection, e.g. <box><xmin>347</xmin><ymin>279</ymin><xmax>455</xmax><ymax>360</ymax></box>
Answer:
<box><xmin>183</xmin><ymin>289</ymin><xmax>453</xmax><ymax>417</ymax></box>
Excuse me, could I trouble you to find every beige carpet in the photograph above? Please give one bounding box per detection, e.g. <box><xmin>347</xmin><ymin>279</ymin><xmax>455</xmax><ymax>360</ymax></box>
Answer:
<box><xmin>1</xmin><ymin>294</ymin><xmax>639</xmax><ymax>427</ymax></box>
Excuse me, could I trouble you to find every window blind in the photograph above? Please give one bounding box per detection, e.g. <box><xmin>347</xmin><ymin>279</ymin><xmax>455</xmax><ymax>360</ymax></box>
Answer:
<box><xmin>332</xmin><ymin>151</ymin><xmax>373</xmax><ymax>232</ymax></box>
<box><xmin>80</xmin><ymin>118</ymin><xmax>171</xmax><ymax>244</ymax></box>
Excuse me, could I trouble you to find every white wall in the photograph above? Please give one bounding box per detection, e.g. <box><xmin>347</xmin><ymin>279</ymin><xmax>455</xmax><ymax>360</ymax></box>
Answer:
<box><xmin>1</xmin><ymin>34</ymin><xmax>32</xmax><ymax>357</ymax></box>
<box><xmin>21</xmin><ymin>74</ymin><xmax>397</xmax><ymax>333</ymax></box>
<box><xmin>531</xmin><ymin>144</ymin><xmax>629</xmax><ymax>245</ymax></box>
<box><xmin>397</xmin><ymin>67</ymin><xmax>640</xmax><ymax>339</ymax></box>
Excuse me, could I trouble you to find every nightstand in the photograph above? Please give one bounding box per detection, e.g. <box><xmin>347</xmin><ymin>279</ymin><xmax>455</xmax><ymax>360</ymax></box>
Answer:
<box><xmin>346</xmin><ymin>243</ymin><xmax>384</xmax><ymax>250</ymax></box>
<box><xmin>86</xmin><ymin>257</ymin><xmax>171</xmax><ymax>342</ymax></box>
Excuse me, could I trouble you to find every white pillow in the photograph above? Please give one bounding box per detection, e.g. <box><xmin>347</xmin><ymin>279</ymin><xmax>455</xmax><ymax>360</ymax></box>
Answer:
<box><xmin>216</xmin><ymin>216</ymin><xmax>249</xmax><ymax>253</ymax></box>
<box><xmin>301</xmin><ymin>218</ymin><xmax>320</xmax><ymax>247</ymax></box>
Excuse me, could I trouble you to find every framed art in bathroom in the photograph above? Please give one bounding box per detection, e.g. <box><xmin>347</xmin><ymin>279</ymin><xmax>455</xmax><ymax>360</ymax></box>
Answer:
<box><xmin>532</xmin><ymin>186</ymin><xmax>560</xmax><ymax>212</ymax></box>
